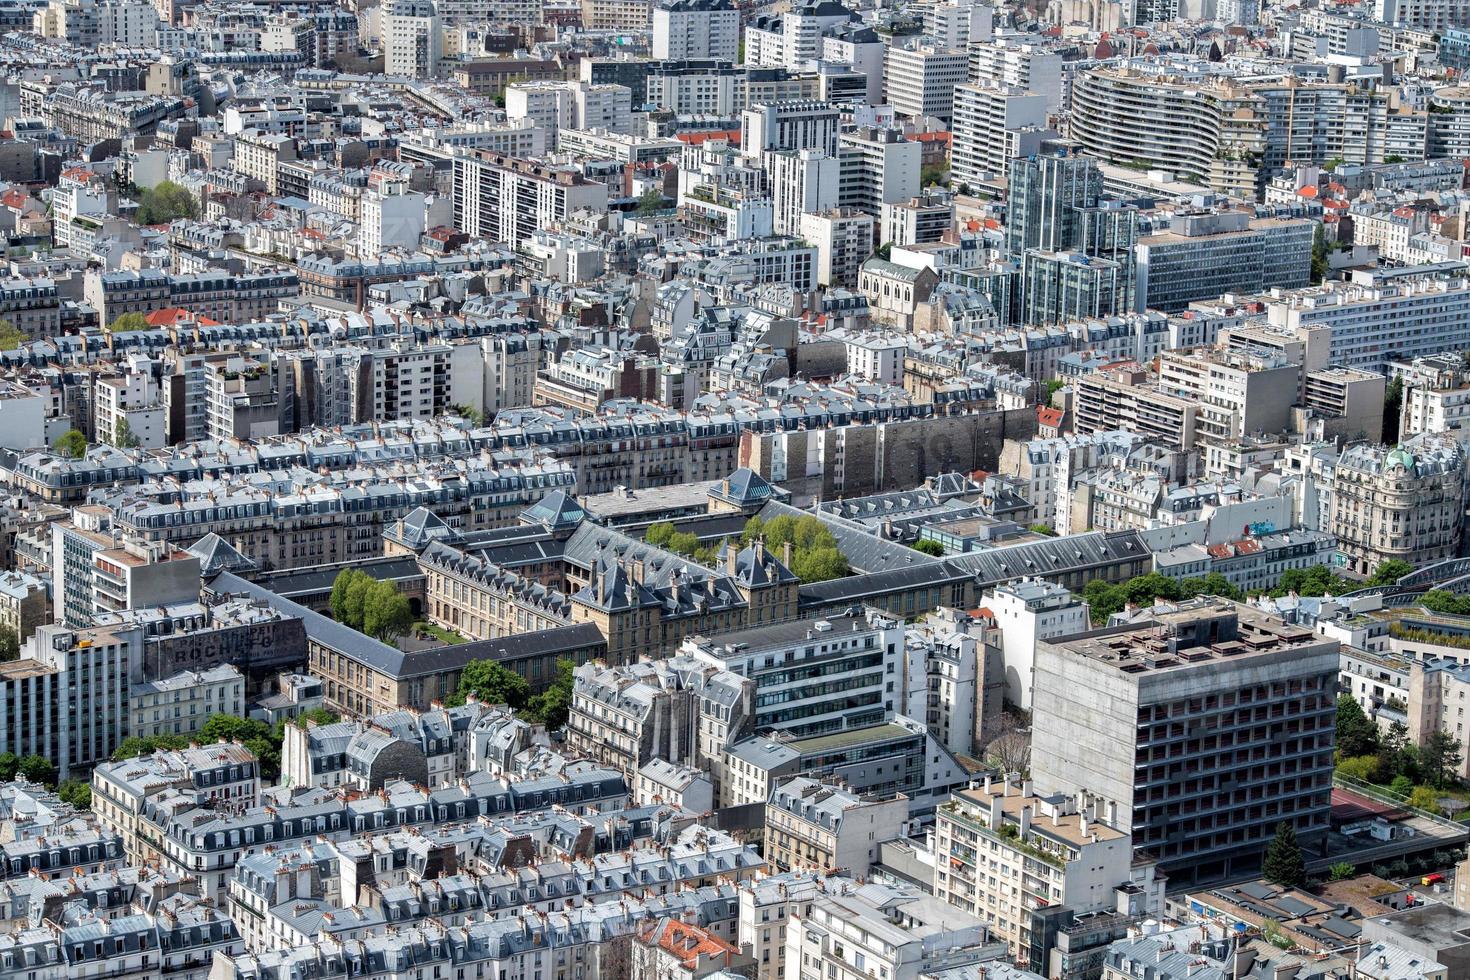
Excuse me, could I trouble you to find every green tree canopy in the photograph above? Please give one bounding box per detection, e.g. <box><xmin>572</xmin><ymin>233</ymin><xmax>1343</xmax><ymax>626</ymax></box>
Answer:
<box><xmin>344</xmin><ymin>571</ymin><xmax>375</xmax><ymax>630</ymax></box>
<box><xmin>1421</xmin><ymin>590</ymin><xmax>1470</xmax><ymax>616</ymax></box>
<box><xmin>457</xmin><ymin>660</ymin><xmax>530</xmax><ymax>711</ymax></box>
<box><xmin>525</xmin><ymin>658</ymin><xmax>576</xmax><ymax>730</ymax></box>
<box><xmin>109</xmin><ymin>312</ymin><xmax>151</xmax><ymax>332</ymax></box>
<box><xmin>1336</xmin><ymin>694</ymin><xmax>1380</xmax><ymax>759</ymax></box>
<box><xmin>53</xmin><ymin>429</ymin><xmax>87</xmax><ymax>459</ymax></box>
<box><xmin>111</xmin><ymin>733</ymin><xmax>190</xmax><ymax>760</ymax></box>
<box><xmin>56</xmin><ymin>780</ymin><xmax>91</xmax><ymax>809</ymax></box>
<box><xmin>362</xmin><ymin>580</ymin><xmax>412</xmax><ymax>642</ymax></box>
<box><xmin>741</xmin><ymin>514</ymin><xmax>849</xmax><ymax>583</ymax></box>
<box><xmin>135</xmin><ymin>180</ymin><xmax>199</xmax><ymax>225</ymax></box>
<box><xmin>635</xmin><ymin>188</ymin><xmax>666</xmax><ymax>214</ymax></box>
<box><xmin>1263</xmin><ymin>821</ymin><xmax>1306</xmax><ymax>888</ymax></box>
<box><xmin>913</xmin><ymin>539</ymin><xmax>944</xmax><ymax>556</ymax></box>
<box><xmin>1368</xmin><ymin>559</ymin><xmax>1414</xmax><ymax>587</ymax></box>
<box><xmin>113</xmin><ymin>418</ymin><xmax>141</xmax><ymax>448</ymax></box>
<box><xmin>16</xmin><ymin>755</ymin><xmax>56</xmax><ymax>788</ymax></box>
<box><xmin>0</xmin><ymin>319</ymin><xmax>23</xmax><ymax>349</ymax></box>
<box><xmin>1421</xmin><ymin>729</ymin><xmax>1464</xmax><ymax>789</ymax></box>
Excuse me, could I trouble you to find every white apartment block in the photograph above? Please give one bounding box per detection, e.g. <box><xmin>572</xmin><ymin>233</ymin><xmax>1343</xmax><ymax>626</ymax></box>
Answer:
<box><xmin>652</xmin><ymin>0</ymin><xmax>738</xmax><ymax>60</ymax></box>
<box><xmin>574</xmin><ymin>83</ymin><xmax>633</xmax><ymax>135</ymax></box>
<box><xmin>94</xmin><ymin>372</ymin><xmax>165</xmax><ymax>448</ymax></box>
<box><xmin>838</xmin><ymin>329</ymin><xmax>907</xmax><ymax>385</ymax></box>
<box><xmin>1402</xmin><ymin>383</ymin><xmax>1470</xmax><ymax>439</ymax></box>
<box><xmin>129</xmin><ymin>664</ymin><xmax>246</xmax><ymax>739</ymax></box>
<box><xmin>360</xmin><ymin>175</ymin><xmax>427</xmax><ymax>258</ymax></box>
<box><xmin>767</xmin><ymin>148</ymin><xmax>840</xmax><ymax>237</ymax></box>
<box><xmin>885</xmin><ymin>42</ymin><xmax>970</xmax><ymax>122</ymax></box>
<box><xmin>382</xmin><ymin>0</ymin><xmax>442</xmax><ymax>78</ymax></box>
<box><xmin>967</xmin><ymin>38</ymin><xmax>1064</xmax><ymax>111</ymax></box>
<box><xmin>452</xmin><ymin>151</ymin><xmax>609</xmax><ymax>248</ymax></box>
<box><xmin>934</xmin><ymin>778</ymin><xmax>1160</xmax><ymax>966</ymax></box>
<box><xmin>981</xmin><ymin>578</ymin><xmax>1090</xmax><ymax>709</ymax></box>
<box><xmin>950</xmin><ymin>82</ymin><xmax>1049</xmax><ymax>188</ymax></box>
<box><xmin>838</xmin><ymin>126</ymin><xmax>922</xmax><ymax>216</ymax></box>
<box><xmin>928</xmin><ymin>0</ymin><xmax>994</xmax><ymax>48</ymax></box>
<box><xmin>800</xmin><ymin>207</ymin><xmax>876</xmax><ymax>287</ymax></box>
<box><xmin>1375</xmin><ymin>0</ymin><xmax>1470</xmax><ymax>30</ymax></box>
<box><xmin>1266</xmin><ymin>267</ymin><xmax>1470</xmax><ymax>373</ymax></box>
<box><xmin>505</xmin><ymin>81</ymin><xmax>575</xmax><ymax>140</ymax></box>
<box><xmin>741</xmin><ymin>101</ymin><xmax>840</xmax><ymax>158</ymax></box>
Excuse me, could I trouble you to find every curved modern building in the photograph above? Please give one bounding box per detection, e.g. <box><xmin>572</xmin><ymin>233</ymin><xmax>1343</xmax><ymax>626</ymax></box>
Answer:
<box><xmin>1069</xmin><ymin>65</ymin><xmax>1265</xmax><ymax>198</ymax></box>
<box><xmin>1070</xmin><ymin>59</ymin><xmax>1398</xmax><ymax>198</ymax></box>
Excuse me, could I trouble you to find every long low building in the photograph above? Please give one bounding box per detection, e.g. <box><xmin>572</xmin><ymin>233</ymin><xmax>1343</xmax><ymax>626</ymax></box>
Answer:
<box><xmin>208</xmin><ymin>571</ymin><xmax>607</xmax><ymax>717</ymax></box>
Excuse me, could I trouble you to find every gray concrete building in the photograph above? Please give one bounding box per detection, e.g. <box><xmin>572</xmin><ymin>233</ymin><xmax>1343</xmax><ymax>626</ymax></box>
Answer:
<box><xmin>1030</xmin><ymin>597</ymin><xmax>1339</xmax><ymax>886</ymax></box>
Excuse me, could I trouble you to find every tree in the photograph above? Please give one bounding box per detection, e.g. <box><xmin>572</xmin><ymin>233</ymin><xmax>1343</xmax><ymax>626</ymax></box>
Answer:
<box><xmin>1383</xmin><ymin>375</ymin><xmax>1404</xmax><ymax>446</ymax></box>
<box><xmin>53</xmin><ymin>429</ymin><xmax>87</xmax><ymax>459</ymax></box>
<box><xmin>1180</xmin><ymin>572</ymin><xmax>1244</xmax><ymax>602</ymax></box>
<box><xmin>1422</xmin><ymin>729</ymin><xmax>1464</xmax><ymax>789</ymax></box>
<box><xmin>0</xmin><ymin>752</ymin><xmax>19</xmax><ymax>782</ymax></box>
<box><xmin>1082</xmin><ymin>578</ymin><xmax>1126</xmax><ymax>624</ymax></box>
<box><xmin>525</xmin><ymin>658</ymin><xmax>575</xmax><ymax>730</ymax></box>
<box><xmin>1422</xmin><ymin>590</ymin><xmax>1470</xmax><ymax>616</ymax></box>
<box><xmin>344</xmin><ymin>571</ymin><xmax>375</xmax><ymax>630</ymax></box>
<box><xmin>645</xmin><ymin>522</ymin><xmax>675</xmax><ymax>547</ymax></box>
<box><xmin>135</xmin><ymin>180</ymin><xmax>198</xmax><ymax>225</ymax></box>
<box><xmin>666</xmin><ymin>531</ymin><xmax>701</xmax><ymax>556</ymax></box>
<box><xmin>913</xmin><ymin>539</ymin><xmax>945</xmax><ymax>556</ymax></box>
<box><xmin>874</xmin><ymin>242</ymin><xmax>893</xmax><ymax>262</ymax></box>
<box><xmin>1119</xmin><ymin>572</ymin><xmax>1185</xmax><ymax>606</ymax></box>
<box><xmin>1382</xmin><ymin>719</ymin><xmax>1415</xmax><ymax>780</ymax></box>
<box><xmin>57</xmin><ymin>779</ymin><xmax>91</xmax><ymax>809</ymax></box>
<box><xmin>0</xmin><ymin>319</ymin><xmax>22</xmax><ymax>349</ymax></box>
<box><xmin>1312</xmin><ymin>224</ymin><xmax>1330</xmax><ymax>284</ymax></box>
<box><xmin>200</xmin><ymin>713</ymin><xmax>272</xmax><ymax>745</ymax></box>
<box><xmin>109</xmin><ymin>312</ymin><xmax>150</xmax><ymax>332</ymax></box>
<box><xmin>793</xmin><ymin>546</ymin><xmax>849</xmax><ymax>583</ymax></box>
<box><xmin>1263</xmin><ymin>821</ymin><xmax>1306</xmax><ymax>888</ymax></box>
<box><xmin>1337</xmin><ymin>694</ymin><xmax>1381</xmax><ymax>759</ymax></box>
<box><xmin>1334</xmin><ymin>755</ymin><xmax>1382</xmax><ymax>782</ymax></box>
<box><xmin>113</xmin><ymin>418</ymin><xmax>141</xmax><ymax>448</ymax></box>
<box><xmin>16</xmin><ymin>755</ymin><xmax>56</xmax><ymax>788</ymax></box>
<box><xmin>984</xmin><ymin>730</ymin><xmax>1031</xmax><ymax>777</ymax></box>
<box><xmin>1409</xmin><ymin>786</ymin><xmax>1445</xmax><ymax>815</ymax></box>
<box><xmin>0</xmin><ymin>632</ymin><xmax>19</xmax><ymax>662</ymax></box>
<box><xmin>635</xmin><ymin>188</ymin><xmax>665</xmax><ymax>215</ymax></box>
<box><xmin>450</xmin><ymin>403</ymin><xmax>485</xmax><ymax>426</ymax></box>
<box><xmin>1328</xmin><ymin>861</ymin><xmax>1356</xmax><ymax>881</ymax></box>
<box><xmin>1389</xmin><ymin>774</ymin><xmax>1415</xmax><ymax>798</ymax></box>
<box><xmin>1044</xmin><ymin>378</ymin><xmax>1066</xmax><ymax>402</ymax></box>
<box><xmin>742</xmin><ymin>514</ymin><xmax>848</xmax><ymax>582</ymax></box>
<box><xmin>198</xmin><ymin>714</ymin><xmax>281</xmax><ymax>780</ymax></box>
<box><xmin>111</xmin><ymin>733</ymin><xmax>189</xmax><ymax>760</ymax></box>
<box><xmin>1368</xmin><ymin>559</ymin><xmax>1414</xmax><ymax>587</ymax></box>
<box><xmin>920</xmin><ymin>163</ymin><xmax>949</xmax><ymax>188</ymax></box>
<box><xmin>457</xmin><ymin>659</ymin><xmax>530</xmax><ymax>710</ymax></box>
<box><xmin>362</xmin><ymin>580</ymin><xmax>412</xmax><ymax>642</ymax></box>
<box><xmin>330</xmin><ymin>568</ymin><xmax>358</xmax><ymax>623</ymax></box>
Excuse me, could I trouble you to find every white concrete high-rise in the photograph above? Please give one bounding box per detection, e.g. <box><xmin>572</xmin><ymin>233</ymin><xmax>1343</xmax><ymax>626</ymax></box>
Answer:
<box><xmin>383</xmin><ymin>0</ymin><xmax>442</xmax><ymax>79</ymax></box>
<box><xmin>652</xmin><ymin>0</ymin><xmax>738</xmax><ymax>60</ymax></box>
<box><xmin>950</xmin><ymin>81</ymin><xmax>1050</xmax><ymax>188</ymax></box>
<box><xmin>767</xmin><ymin>148</ymin><xmax>840</xmax><ymax>236</ymax></box>
<box><xmin>837</xmin><ymin>126</ymin><xmax>922</xmax><ymax>216</ymax></box>
<box><xmin>884</xmin><ymin>41</ymin><xmax>969</xmax><ymax>122</ymax></box>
